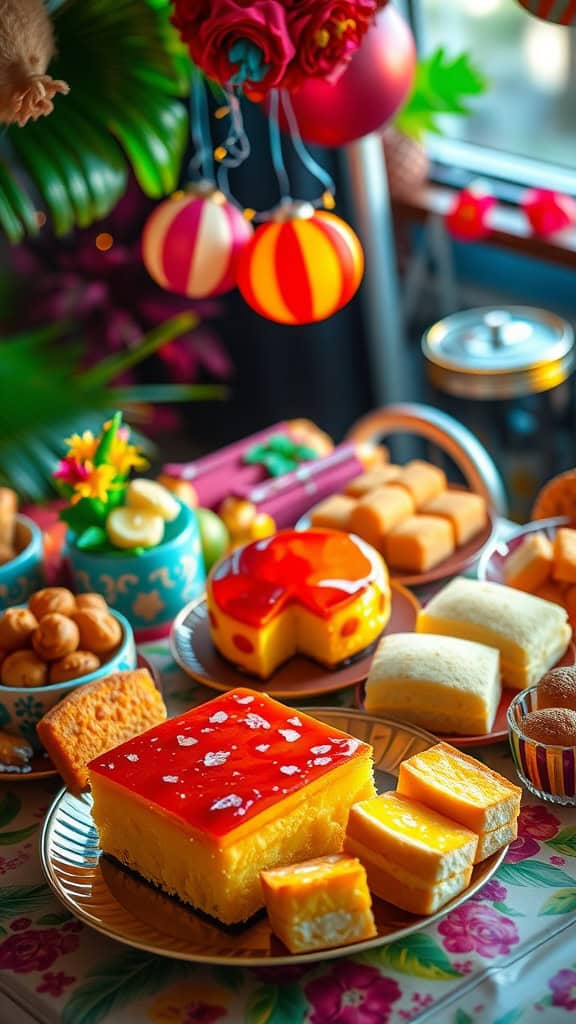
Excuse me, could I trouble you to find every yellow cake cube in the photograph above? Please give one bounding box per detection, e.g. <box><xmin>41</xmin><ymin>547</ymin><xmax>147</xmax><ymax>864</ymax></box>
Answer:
<box><xmin>260</xmin><ymin>854</ymin><xmax>376</xmax><ymax>953</ymax></box>
<box><xmin>348</xmin><ymin>485</ymin><xmax>414</xmax><ymax>550</ymax></box>
<box><xmin>503</xmin><ymin>533</ymin><xmax>554</xmax><ymax>592</ymax></box>
<box><xmin>384</xmin><ymin>515</ymin><xmax>455</xmax><ymax>573</ymax></box>
<box><xmin>310</xmin><ymin>494</ymin><xmax>356</xmax><ymax>531</ymax></box>
<box><xmin>554</xmin><ymin>528</ymin><xmax>576</xmax><ymax>584</ymax></box>
<box><xmin>397</xmin><ymin>460</ymin><xmax>447</xmax><ymax>508</ymax></box>
<box><xmin>345</xmin><ymin>466</ymin><xmax>402</xmax><ymax>497</ymax></box>
<box><xmin>423</xmin><ymin>490</ymin><xmax>487</xmax><ymax>546</ymax></box>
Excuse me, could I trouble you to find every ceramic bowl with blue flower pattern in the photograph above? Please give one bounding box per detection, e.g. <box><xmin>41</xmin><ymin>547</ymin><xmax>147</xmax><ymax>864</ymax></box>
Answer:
<box><xmin>0</xmin><ymin>608</ymin><xmax>136</xmax><ymax>751</ymax></box>
<box><xmin>66</xmin><ymin>503</ymin><xmax>206</xmax><ymax>640</ymax></box>
<box><xmin>0</xmin><ymin>515</ymin><xmax>45</xmax><ymax>611</ymax></box>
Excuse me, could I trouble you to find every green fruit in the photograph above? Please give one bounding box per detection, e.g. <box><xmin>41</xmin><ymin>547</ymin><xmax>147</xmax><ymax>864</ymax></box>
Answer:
<box><xmin>195</xmin><ymin>507</ymin><xmax>229</xmax><ymax>571</ymax></box>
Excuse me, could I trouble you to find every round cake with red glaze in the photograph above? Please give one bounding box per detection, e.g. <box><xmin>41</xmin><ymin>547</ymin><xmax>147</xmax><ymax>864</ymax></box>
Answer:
<box><xmin>206</xmin><ymin>528</ymin><xmax>390</xmax><ymax>678</ymax></box>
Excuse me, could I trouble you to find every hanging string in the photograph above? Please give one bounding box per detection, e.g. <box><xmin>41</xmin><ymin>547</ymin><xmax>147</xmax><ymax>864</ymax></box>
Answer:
<box><xmin>267</xmin><ymin>89</ymin><xmax>291</xmax><ymax>205</ymax></box>
<box><xmin>188</xmin><ymin>71</ymin><xmax>215</xmax><ymax>183</ymax></box>
<box><xmin>280</xmin><ymin>89</ymin><xmax>335</xmax><ymax>197</ymax></box>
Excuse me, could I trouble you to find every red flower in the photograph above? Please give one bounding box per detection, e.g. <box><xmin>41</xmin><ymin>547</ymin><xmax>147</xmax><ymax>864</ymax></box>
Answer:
<box><xmin>287</xmin><ymin>0</ymin><xmax>377</xmax><ymax>86</ymax></box>
<box><xmin>0</xmin><ymin>928</ymin><xmax>81</xmax><ymax>974</ymax></box>
<box><xmin>522</xmin><ymin>189</ymin><xmax>576</xmax><ymax>238</ymax></box>
<box><xmin>10</xmin><ymin>918</ymin><xmax>32</xmax><ymax>932</ymax></box>
<box><xmin>445</xmin><ymin>187</ymin><xmax>495</xmax><ymax>242</ymax></box>
<box><xmin>36</xmin><ymin>971</ymin><xmax>76</xmax><ymax>997</ymax></box>
<box><xmin>438</xmin><ymin>903</ymin><xmax>519</xmax><ymax>958</ymax></box>
<box><xmin>550</xmin><ymin>968</ymin><xmax>576</xmax><ymax>1011</ymax></box>
<box><xmin>505</xmin><ymin>834</ymin><xmax>540</xmax><ymax>862</ymax></box>
<box><xmin>518</xmin><ymin>804</ymin><xmax>560</xmax><ymax>840</ymax></box>
<box><xmin>305</xmin><ymin>961</ymin><xmax>401</xmax><ymax>1024</ymax></box>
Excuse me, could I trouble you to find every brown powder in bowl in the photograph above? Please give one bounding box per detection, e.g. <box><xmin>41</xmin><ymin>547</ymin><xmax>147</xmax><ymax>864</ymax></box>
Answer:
<box><xmin>522</xmin><ymin>707</ymin><xmax>576</xmax><ymax>746</ymax></box>
<box><xmin>538</xmin><ymin>667</ymin><xmax>576</xmax><ymax>712</ymax></box>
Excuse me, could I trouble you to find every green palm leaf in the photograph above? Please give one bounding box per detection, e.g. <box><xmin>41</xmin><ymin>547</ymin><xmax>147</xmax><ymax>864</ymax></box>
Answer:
<box><xmin>0</xmin><ymin>0</ymin><xmax>191</xmax><ymax>241</ymax></box>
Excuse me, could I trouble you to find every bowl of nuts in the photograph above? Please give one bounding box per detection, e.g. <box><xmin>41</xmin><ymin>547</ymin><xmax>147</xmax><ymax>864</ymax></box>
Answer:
<box><xmin>0</xmin><ymin>587</ymin><xmax>136</xmax><ymax>754</ymax></box>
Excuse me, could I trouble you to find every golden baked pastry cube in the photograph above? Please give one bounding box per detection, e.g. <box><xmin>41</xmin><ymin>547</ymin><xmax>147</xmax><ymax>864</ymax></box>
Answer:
<box><xmin>397</xmin><ymin>460</ymin><xmax>446</xmax><ymax>508</ymax></box>
<box><xmin>348</xmin><ymin>485</ymin><xmax>414</xmax><ymax>549</ymax></box>
<box><xmin>553</xmin><ymin>528</ymin><xmax>576</xmax><ymax>584</ymax></box>
<box><xmin>345</xmin><ymin>466</ymin><xmax>402</xmax><ymax>497</ymax></box>
<box><xmin>503</xmin><ymin>533</ymin><xmax>553</xmax><ymax>592</ymax></box>
<box><xmin>397</xmin><ymin>742</ymin><xmax>522</xmax><ymax>834</ymax></box>
<box><xmin>384</xmin><ymin>515</ymin><xmax>454</xmax><ymax>573</ymax></box>
<box><xmin>423</xmin><ymin>490</ymin><xmax>487</xmax><ymax>546</ymax></box>
<box><xmin>260</xmin><ymin>854</ymin><xmax>376</xmax><ymax>953</ymax></box>
<box><xmin>310</xmin><ymin>494</ymin><xmax>356</xmax><ymax>531</ymax></box>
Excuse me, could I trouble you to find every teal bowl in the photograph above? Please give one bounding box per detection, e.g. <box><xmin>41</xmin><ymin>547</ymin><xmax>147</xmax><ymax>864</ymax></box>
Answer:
<box><xmin>66</xmin><ymin>503</ymin><xmax>206</xmax><ymax>640</ymax></box>
<box><xmin>0</xmin><ymin>608</ymin><xmax>136</xmax><ymax>751</ymax></box>
<box><xmin>0</xmin><ymin>515</ymin><xmax>45</xmax><ymax>610</ymax></box>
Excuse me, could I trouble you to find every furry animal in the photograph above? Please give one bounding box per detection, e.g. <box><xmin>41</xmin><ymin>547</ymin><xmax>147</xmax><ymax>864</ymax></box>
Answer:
<box><xmin>0</xmin><ymin>0</ymin><xmax>69</xmax><ymax>126</ymax></box>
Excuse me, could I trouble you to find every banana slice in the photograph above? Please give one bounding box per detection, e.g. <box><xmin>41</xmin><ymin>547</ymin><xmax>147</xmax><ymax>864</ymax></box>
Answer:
<box><xmin>126</xmin><ymin>479</ymin><xmax>181</xmax><ymax>522</ymax></box>
<box><xmin>106</xmin><ymin>507</ymin><xmax>165</xmax><ymax>550</ymax></box>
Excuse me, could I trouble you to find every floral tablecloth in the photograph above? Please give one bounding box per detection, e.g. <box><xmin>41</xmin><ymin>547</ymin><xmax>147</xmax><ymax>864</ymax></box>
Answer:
<box><xmin>1</xmin><ymin>644</ymin><xmax>576</xmax><ymax>1024</ymax></box>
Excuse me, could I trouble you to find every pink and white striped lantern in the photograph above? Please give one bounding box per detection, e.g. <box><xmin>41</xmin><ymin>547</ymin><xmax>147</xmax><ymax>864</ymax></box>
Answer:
<box><xmin>516</xmin><ymin>0</ymin><xmax>576</xmax><ymax>24</ymax></box>
<box><xmin>142</xmin><ymin>185</ymin><xmax>253</xmax><ymax>298</ymax></box>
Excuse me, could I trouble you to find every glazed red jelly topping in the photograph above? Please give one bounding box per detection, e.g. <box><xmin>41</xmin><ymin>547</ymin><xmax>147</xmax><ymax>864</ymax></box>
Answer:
<box><xmin>89</xmin><ymin>688</ymin><xmax>369</xmax><ymax>841</ymax></box>
<box><xmin>210</xmin><ymin>528</ymin><xmax>380</xmax><ymax>627</ymax></box>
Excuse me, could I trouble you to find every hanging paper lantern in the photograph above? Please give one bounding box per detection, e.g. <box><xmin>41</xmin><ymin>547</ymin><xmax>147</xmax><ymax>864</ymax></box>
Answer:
<box><xmin>142</xmin><ymin>187</ymin><xmax>253</xmax><ymax>298</ymax></box>
<box><xmin>515</xmin><ymin>1</ymin><xmax>576</xmax><ymax>25</ymax></box>
<box><xmin>236</xmin><ymin>204</ymin><xmax>364</xmax><ymax>325</ymax></box>
<box><xmin>273</xmin><ymin>7</ymin><xmax>416</xmax><ymax>148</ymax></box>
<box><xmin>445</xmin><ymin>187</ymin><xmax>496</xmax><ymax>242</ymax></box>
<box><xmin>522</xmin><ymin>189</ymin><xmax>576</xmax><ymax>238</ymax></box>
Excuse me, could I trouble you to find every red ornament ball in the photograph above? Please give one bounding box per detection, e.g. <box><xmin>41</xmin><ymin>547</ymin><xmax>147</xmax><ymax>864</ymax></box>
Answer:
<box><xmin>142</xmin><ymin>189</ymin><xmax>253</xmax><ymax>298</ymax></box>
<box><xmin>236</xmin><ymin>206</ymin><xmax>364</xmax><ymax>325</ymax></box>
<box><xmin>276</xmin><ymin>6</ymin><xmax>416</xmax><ymax>148</ymax></box>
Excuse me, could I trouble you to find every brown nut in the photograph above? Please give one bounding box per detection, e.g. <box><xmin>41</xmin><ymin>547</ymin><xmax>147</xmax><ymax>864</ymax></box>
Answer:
<box><xmin>0</xmin><ymin>608</ymin><xmax>39</xmax><ymax>650</ymax></box>
<box><xmin>1</xmin><ymin>650</ymin><xmax>48</xmax><ymax>687</ymax></box>
<box><xmin>538</xmin><ymin>667</ymin><xmax>576</xmax><ymax>712</ymax></box>
<box><xmin>522</xmin><ymin>707</ymin><xmax>576</xmax><ymax>746</ymax></box>
<box><xmin>50</xmin><ymin>650</ymin><xmax>101</xmax><ymax>684</ymax></box>
<box><xmin>72</xmin><ymin>609</ymin><xmax>122</xmax><ymax>654</ymax></box>
<box><xmin>32</xmin><ymin>613</ymin><xmax>80</xmax><ymax>661</ymax></box>
<box><xmin>74</xmin><ymin>593</ymin><xmax>108</xmax><ymax>613</ymax></box>
<box><xmin>29</xmin><ymin>587</ymin><xmax>77</xmax><ymax>620</ymax></box>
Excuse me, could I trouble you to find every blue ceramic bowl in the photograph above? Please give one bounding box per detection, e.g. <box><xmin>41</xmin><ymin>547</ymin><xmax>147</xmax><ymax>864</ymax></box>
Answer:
<box><xmin>0</xmin><ymin>608</ymin><xmax>136</xmax><ymax>750</ymax></box>
<box><xmin>66</xmin><ymin>503</ymin><xmax>206</xmax><ymax>639</ymax></box>
<box><xmin>0</xmin><ymin>515</ymin><xmax>45</xmax><ymax>611</ymax></box>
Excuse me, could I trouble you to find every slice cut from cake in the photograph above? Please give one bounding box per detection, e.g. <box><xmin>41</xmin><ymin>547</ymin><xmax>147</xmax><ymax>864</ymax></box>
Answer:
<box><xmin>36</xmin><ymin>668</ymin><xmax>167</xmax><ymax>794</ymax></box>
<box><xmin>88</xmin><ymin>688</ymin><xmax>376</xmax><ymax>926</ymax></box>
<box><xmin>344</xmin><ymin>791</ymin><xmax>477</xmax><ymax>915</ymax></box>
<box><xmin>384</xmin><ymin>515</ymin><xmax>455</xmax><ymax>573</ymax></box>
<box><xmin>364</xmin><ymin>633</ymin><xmax>501</xmax><ymax>736</ymax></box>
<box><xmin>417</xmin><ymin>577</ymin><xmax>572</xmax><ymax>689</ymax></box>
<box><xmin>260</xmin><ymin>854</ymin><xmax>376</xmax><ymax>953</ymax></box>
<box><xmin>206</xmin><ymin>529</ymin><xmax>390</xmax><ymax>679</ymax></box>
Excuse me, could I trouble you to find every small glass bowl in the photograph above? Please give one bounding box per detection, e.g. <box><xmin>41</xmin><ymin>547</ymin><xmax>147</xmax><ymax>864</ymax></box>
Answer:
<box><xmin>507</xmin><ymin>687</ymin><xmax>576</xmax><ymax>806</ymax></box>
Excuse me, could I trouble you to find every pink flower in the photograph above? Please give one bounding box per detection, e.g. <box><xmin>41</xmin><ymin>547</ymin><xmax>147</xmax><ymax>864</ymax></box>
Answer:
<box><xmin>36</xmin><ymin>971</ymin><xmax>75</xmax><ymax>997</ymax></box>
<box><xmin>438</xmin><ymin>904</ymin><xmax>519</xmax><ymax>959</ymax></box>
<box><xmin>287</xmin><ymin>0</ymin><xmax>376</xmax><ymax>86</ymax></box>
<box><xmin>53</xmin><ymin>457</ymin><xmax>90</xmax><ymax>486</ymax></box>
<box><xmin>172</xmin><ymin>1</ymin><xmax>295</xmax><ymax>93</ymax></box>
<box><xmin>0</xmin><ymin>928</ymin><xmax>81</xmax><ymax>974</ymax></box>
<box><xmin>305</xmin><ymin>961</ymin><xmax>401</xmax><ymax>1024</ymax></box>
<box><xmin>549</xmin><ymin>969</ymin><xmax>576</xmax><ymax>1010</ymax></box>
<box><xmin>518</xmin><ymin>805</ymin><xmax>560</xmax><ymax>840</ymax></box>
<box><xmin>550</xmin><ymin>856</ymin><xmax>566</xmax><ymax>866</ymax></box>
<box><xmin>471</xmin><ymin>879</ymin><xmax>507</xmax><ymax>903</ymax></box>
<box><xmin>10</xmin><ymin>918</ymin><xmax>32</xmax><ymax>932</ymax></box>
<box><xmin>505</xmin><ymin>835</ymin><xmax>540</xmax><ymax>862</ymax></box>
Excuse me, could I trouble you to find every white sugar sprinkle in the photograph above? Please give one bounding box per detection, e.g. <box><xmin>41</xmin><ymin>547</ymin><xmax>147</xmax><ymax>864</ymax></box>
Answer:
<box><xmin>280</xmin><ymin>765</ymin><xmax>300</xmax><ymax>776</ymax></box>
<box><xmin>209</xmin><ymin>711</ymin><xmax>228</xmax><ymax>724</ymax></box>
<box><xmin>310</xmin><ymin>745</ymin><xmax>331</xmax><ymax>755</ymax></box>
<box><xmin>272</xmin><ymin>785</ymin><xmax>279</xmax><ymax>791</ymax></box>
<box><xmin>255</xmin><ymin>744</ymin><xmax>270</xmax><ymax>752</ymax></box>
<box><xmin>106</xmin><ymin>763</ymin><xmax>115</xmax><ymax>770</ymax></box>
<box><xmin>234</xmin><ymin>695</ymin><xmax>254</xmax><ymax>704</ymax></box>
<box><xmin>177</xmin><ymin>734</ymin><xmax>198</xmax><ymax>747</ymax></box>
<box><xmin>313</xmin><ymin>757</ymin><xmax>332</xmax><ymax>766</ymax></box>
<box><xmin>244</xmin><ymin>713</ymin><xmax>270</xmax><ymax>730</ymax></box>
<box><xmin>341</xmin><ymin>739</ymin><xmax>360</xmax><ymax>755</ymax></box>
<box><xmin>125</xmin><ymin>754</ymin><xmax>139</xmax><ymax>763</ymax></box>
<box><xmin>203</xmin><ymin>751</ymin><xmax>230</xmax><ymax>767</ymax></box>
<box><xmin>201</xmin><ymin>727</ymin><xmax>214</xmax><ymax>733</ymax></box>
<box><xmin>162</xmin><ymin>775</ymin><xmax>179</xmax><ymax>783</ymax></box>
<box><xmin>211</xmin><ymin>794</ymin><xmax>242</xmax><ymax>810</ymax></box>
<box><xmin>287</xmin><ymin>716</ymin><xmax>302</xmax><ymax>727</ymax></box>
<box><xmin>278</xmin><ymin>729</ymin><xmax>301</xmax><ymax>743</ymax></box>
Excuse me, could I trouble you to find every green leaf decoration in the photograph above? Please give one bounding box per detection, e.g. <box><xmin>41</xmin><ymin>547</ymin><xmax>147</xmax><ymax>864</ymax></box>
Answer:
<box><xmin>36</xmin><ymin>912</ymin><xmax>74</xmax><ymax>925</ymax></box>
<box><xmin>492</xmin><ymin>901</ymin><xmax>525</xmax><ymax>918</ymax></box>
<box><xmin>0</xmin><ymin>824</ymin><xmax>38</xmax><ymax>846</ymax></box>
<box><xmin>0</xmin><ymin>792</ymin><xmax>20</xmax><ymax>828</ymax></box>
<box><xmin>75</xmin><ymin>526</ymin><xmax>109</xmax><ymax>551</ymax></box>
<box><xmin>545</xmin><ymin>828</ymin><xmax>576</xmax><ymax>858</ymax></box>
<box><xmin>539</xmin><ymin>888</ymin><xmax>576</xmax><ymax>916</ymax></box>
<box><xmin>0</xmin><ymin>0</ymin><xmax>191</xmax><ymax>240</ymax></box>
<box><xmin>395</xmin><ymin>47</ymin><xmax>487</xmax><ymax>141</ymax></box>
<box><xmin>496</xmin><ymin>861</ymin><xmax>576</xmax><ymax>888</ymax></box>
<box><xmin>246</xmin><ymin>984</ymin><xmax>307</xmax><ymax>1024</ymax></box>
<box><xmin>493</xmin><ymin>1010</ymin><xmax>523</xmax><ymax>1024</ymax></box>
<box><xmin>454</xmin><ymin>1012</ymin><xmax>473</xmax><ymax>1024</ymax></box>
<box><xmin>62</xmin><ymin>949</ymin><xmax>187</xmax><ymax>1024</ymax></box>
<box><xmin>0</xmin><ymin>884</ymin><xmax>53</xmax><ymax>921</ymax></box>
<box><xmin>369</xmin><ymin>933</ymin><xmax>462</xmax><ymax>980</ymax></box>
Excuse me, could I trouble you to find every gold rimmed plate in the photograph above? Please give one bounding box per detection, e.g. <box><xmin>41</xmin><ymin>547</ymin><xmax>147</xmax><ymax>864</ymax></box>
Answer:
<box><xmin>169</xmin><ymin>582</ymin><xmax>420</xmax><ymax>699</ymax></box>
<box><xmin>40</xmin><ymin>708</ymin><xmax>506</xmax><ymax>966</ymax></box>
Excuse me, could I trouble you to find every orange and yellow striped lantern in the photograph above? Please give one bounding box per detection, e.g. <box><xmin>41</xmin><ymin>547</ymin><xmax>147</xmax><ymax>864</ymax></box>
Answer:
<box><xmin>236</xmin><ymin>204</ymin><xmax>364</xmax><ymax>325</ymax></box>
<box><xmin>142</xmin><ymin>187</ymin><xmax>253</xmax><ymax>299</ymax></box>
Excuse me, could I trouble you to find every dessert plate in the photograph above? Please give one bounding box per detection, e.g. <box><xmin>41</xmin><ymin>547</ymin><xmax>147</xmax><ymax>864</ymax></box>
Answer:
<box><xmin>0</xmin><ymin>654</ymin><xmax>161</xmax><ymax>782</ymax></box>
<box><xmin>41</xmin><ymin>708</ymin><xmax>506</xmax><ymax>967</ymax></box>
<box><xmin>296</xmin><ymin>509</ymin><xmax>497</xmax><ymax>589</ymax></box>
<box><xmin>169</xmin><ymin>581</ymin><xmax>420</xmax><ymax>699</ymax></box>
<box><xmin>356</xmin><ymin>637</ymin><xmax>576</xmax><ymax>749</ymax></box>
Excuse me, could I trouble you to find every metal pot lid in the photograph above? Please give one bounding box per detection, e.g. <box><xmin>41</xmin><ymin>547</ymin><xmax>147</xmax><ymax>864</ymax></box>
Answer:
<box><xmin>422</xmin><ymin>306</ymin><xmax>575</xmax><ymax>399</ymax></box>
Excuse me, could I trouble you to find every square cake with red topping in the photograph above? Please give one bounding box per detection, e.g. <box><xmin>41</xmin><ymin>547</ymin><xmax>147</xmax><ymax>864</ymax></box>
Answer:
<box><xmin>88</xmin><ymin>688</ymin><xmax>375</xmax><ymax>925</ymax></box>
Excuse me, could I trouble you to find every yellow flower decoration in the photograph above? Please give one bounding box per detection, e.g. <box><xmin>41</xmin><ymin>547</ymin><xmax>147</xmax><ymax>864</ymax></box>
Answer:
<box><xmin>109</xmin><ymin>436</ymin><xmax>149</xmax><ymax>477</ymax></box>
<box><xmin>70</xmin><ymin>463</ymin><xmax>117</xmax><ymax>504</ymax></box>
<box><xmin>64</xmin><ymin>430</ymin><xmax>98</xmax><ymax>463</ymax></box>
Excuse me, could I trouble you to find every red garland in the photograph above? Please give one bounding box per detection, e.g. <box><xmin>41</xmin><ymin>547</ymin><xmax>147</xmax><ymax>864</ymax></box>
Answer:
<box><xmin>171</xmin><ymin>0</ymin><xmax>383</xmax><ymax>96</ymax></box>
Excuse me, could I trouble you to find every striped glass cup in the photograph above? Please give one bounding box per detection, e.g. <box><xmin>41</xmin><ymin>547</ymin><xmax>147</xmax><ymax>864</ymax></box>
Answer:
<box><xmin>507</xmin><ymin>687</ymin><xmax>576</xmax><ymax>806</ymax></box>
